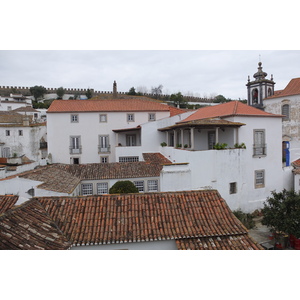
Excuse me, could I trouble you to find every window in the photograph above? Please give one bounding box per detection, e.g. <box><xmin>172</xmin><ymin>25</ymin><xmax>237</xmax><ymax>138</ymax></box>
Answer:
<box><xmin>101</xmin><ymin>156</ymin><xmax>109</xmax><ymax>163</ymax></box>
<box><xmin>126</xmin><ymin>134</ymin><xmax>136</xmax><ymax>146</ymax></box>
<box><xmin>148</xmin><ymin>180</ymin><xmax>158</xmax><ymax>192</ymax></box>
<box><xmin>127</xmin><ymin>114</ymin><xmax>134</xmax><ymax>122</ymax></box>
<box><xmin>99</xmin><ymin>114</ymin><xmax>107</xmax><ymax>122</ymax></box>
<box><xmin>252</xmin><ymin>88</ymin><xmax>258</xmax><ymax>104</ymax></box>
<box><xmin>19</xmin><ymin>130</ymin><xmax>23</xmax><ymax>136</ymax></box>
<box><xmin>73</xmin><ymin>158</ymin><xmax>80</xmax><ymax>164</ymax></box>
<box><xmin>148</xmin><ymin>113</ymin><xmax>156</xmax><ymax>121</ymax></box>
<box><xmin>97</xmin><ymin>182</ymin><xmax>108</xmax><ymax>194</ymax></box>
<box><xmin>70</xmin><ymin>136</ymin><xmax>81</xmax><ymax>154</ymax></box>
<box><xmin>208</xmin><ymin>131</ymin><xmax>216</xmax><ymax>150</ymax></box>
<box><xmin>134</xmin><ymin>181</ymin><xmax>144</xmax><ymax>192</ymax></box>
<box><xmin>81</xmin><ymin>183</ymin><xmax>93</xmax><ymax>195</ymax></box>
<box><xmin>71</xmin><ymin>114</ymin><xmax>79</xmax><ymax>123</ymax></box>
<box><xmin>229</xmin><ymin>182</ymin><xmax>237</xmax><ymax>194</ymax></box>
<box><xmin>282</xmin><ymin>104</ymin><xmax>290</xmax><ymax>121</ymax></box>
<box><xmin>119</xmin><ymin>156</ymin><xmax>139</xmax><ymax>162</ymax></box>
<box><xmin>7</xmin><ymin>106</ymin><xmax>12</xmax><ymax>111</ymax></box>
<box><xmin>6</xmin><ymin>130</ymin><xmax>10</xmax><ymax>136</ymax></box>
<box><xmin>2</xmin><ymin>147</ymin><xmax>10</xmax><ymax>158</ymax></box>
<box><xmin>255</xmin><ymin>170</ymin><xmax>265</xmax><ymax>188</ymax></box>
<box><xmin>99</xmin><ymin>135</ymin><xmax>110</xmax><ymax>153</ymax></box>
<box><xmin>253</xmin><ymin>130</ymin><xmax>266</xmax><ymax>156</ymax></box>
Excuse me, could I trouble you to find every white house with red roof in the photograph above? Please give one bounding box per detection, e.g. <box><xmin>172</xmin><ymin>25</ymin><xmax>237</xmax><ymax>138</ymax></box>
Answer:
<box><xmin>155</xmin><ymin>101</ymin><xmax>286</xmax><ymax>212</ymax></box>
<box><xmin>47</xmin><ymin>98</ymin><xmax>187</xmax><ymax>164</ymax></box>
<box><xmin>263</xmin><ymin>77</ymin><xmax>300</xmax><ymax>163</ymax></box>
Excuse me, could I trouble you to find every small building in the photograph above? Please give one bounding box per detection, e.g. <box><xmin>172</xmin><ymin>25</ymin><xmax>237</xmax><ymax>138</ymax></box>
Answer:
<box><xmin>0</xmin><ymin>190</ymin><xmax>263</xmax><ymax>250</ymax></box>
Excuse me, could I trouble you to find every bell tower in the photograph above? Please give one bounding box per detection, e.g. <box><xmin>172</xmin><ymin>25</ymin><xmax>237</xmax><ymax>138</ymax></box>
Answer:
<box><xmin>246</xmin><ymin>61</ymin><xmax>275</xmax><ymax>110</ymax></box>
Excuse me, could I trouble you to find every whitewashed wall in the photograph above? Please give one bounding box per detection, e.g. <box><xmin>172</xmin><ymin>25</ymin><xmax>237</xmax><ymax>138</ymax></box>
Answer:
<box><xmin>47</xmin><ymin>110</ymin><xmax>171</xmax><ymax>164</ymax></box>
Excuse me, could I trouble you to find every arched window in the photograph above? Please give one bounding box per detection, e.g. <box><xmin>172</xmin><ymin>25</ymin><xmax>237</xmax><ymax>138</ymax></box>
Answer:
<box><xmin>252</xmin><ymin>88</ymin><xmax>258</xmax><ymax>104</ymax></box>
<box><xmin>268</xmin><ymin>88</ymin><xmax>272</xmax><ymax>97</ymax></box>
<box><xmin>282</xmin><ymin>104</ymin><xmax>290</xmax><ymax>121</ymax></box>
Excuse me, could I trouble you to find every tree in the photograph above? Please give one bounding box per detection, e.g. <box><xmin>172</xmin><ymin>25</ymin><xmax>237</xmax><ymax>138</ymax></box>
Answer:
<box><xmin>170</xmin><ymin>92</ymin><xmax>187</xmax><ymax>108</ymax></box>
<box><xmin>128</xmin><ymin>87</ymin><xmax>137</xmax><ymax>95</ymax></box>
<box><xmin>151</xmin><ymin>84</ymin><xmax>163</xmax><ymax>99</ymax></box>
<box><xmin>109</xmin><ymin>181</ymin><xmax>139</xmax><ymax>194</ymax></box>
<box><xmin>262</xmin><ymin>189</ymin><xmax>300</xmax><ymax>237</ymax></box>
<box><xmin>85</xmin><ymin>89</ymin><xmax>93</xmax><ymax>99</ymax></box>
<box><xmin>213</xmin><ymin>95</ymin><xmax>227</xmax><ymax>103</ymax></box>
<box><xmin>56</xmin><ymin>87</ymin><xmax>65</xmax><ymax>99</ymax></box>
<box><xmin>30</xmin><ymin>85</ymin><xmax>47</xmax><ymax>101</ymax></box>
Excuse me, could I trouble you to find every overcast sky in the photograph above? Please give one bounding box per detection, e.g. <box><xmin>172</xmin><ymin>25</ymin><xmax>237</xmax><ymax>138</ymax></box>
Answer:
<box><xmin>1</xmin><ymin>50</ymin><xmax>300</xmax><ymax>100</ymax></box>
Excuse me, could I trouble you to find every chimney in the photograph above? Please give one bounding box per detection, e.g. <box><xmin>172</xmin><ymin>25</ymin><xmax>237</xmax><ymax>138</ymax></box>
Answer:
<box><xmin>23</xmin><ymin>116</ymin><xmax>30</xmax><ymax>126</ymax></box>
<box><xmin>113</xmin><ymin>81</ymin><xmax>117</xmax><ymax>98</ymax></box>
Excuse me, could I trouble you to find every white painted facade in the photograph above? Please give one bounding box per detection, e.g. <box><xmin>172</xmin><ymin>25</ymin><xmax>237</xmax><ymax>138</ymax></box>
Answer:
<box><xmin>47</xmin><ymin>110</ymin><xmax>171</xmax><ymax>164</ymax></box>
<box><xmin>0</xmin><ymin>123</ymin><xmax>47</xmax><ymax>162</ymax></box>
<box><xmin>0</xmin><ymin>99</ymin><xmax>31</xmax><ymax>111</ymax></box>
<box><xmin>264</xmin><ymin>94</ymin><xmax>300</xmax><ymax>162</ymax></box>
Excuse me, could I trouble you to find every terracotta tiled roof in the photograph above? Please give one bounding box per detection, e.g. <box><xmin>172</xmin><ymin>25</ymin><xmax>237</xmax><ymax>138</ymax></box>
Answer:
<box><xmin>265</xmin><ymin>78</ymin><xmax>300</xmax><ymax>99</ymax></box>
<box><xmin>18</xmin><ymin>164</ymin><xmax>81</xmax><ymax>194</ymax></box>
<box><xmin>0</xmin><ymin>195</ymin><xmax>19</xmax><ymax>214</ymax></box>
<box><xmin>12</xmin><ymin>106</ymin><xmax>39</xmax><ymax>112</ymax></box>
<box><xmin>168</xmin><ymin>106</ymin><xmax>187</xmax><ymax>117</ymax></box>
<box><xmin>179</xmin><ymin>101</ymin><xmax>282</xmax><ymax>123</ymax></box>
<box><xmin>176</xmin><ymin>234</ymin><xmax>263</xmax><ymax>250</ymax></box>
<box><xmin>0</xmin><ymin>199</ymin><xmax>71</xmax><ymax>250</ymax></box>
<box><xmin>142</xmin><ymin>153</ymin><xmax>172</xmax><ymax>164</ymax></box>
<box><xmin>57</xmin><ymin>162</ymin><xmax>162</xmax><ymax>180</ymax></box>
<box><xmin>292</xmin><ymin>158</ymin><xmax>300</xmax><ymax>168</ymax></box>
<box><xmin>36</xmin><ymin>190</ymin><xmax>253</xmax><ymax>249</ymax></box>
<box><xmin>47</xmin><ymin>99</ymin><xmax>171</xmax><ymax>113</ymax></box>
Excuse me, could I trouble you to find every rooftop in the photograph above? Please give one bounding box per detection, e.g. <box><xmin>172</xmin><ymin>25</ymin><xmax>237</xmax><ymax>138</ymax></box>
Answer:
<box><xmin>265</xmin><ymin>77</ymin><xmax>300</xmax><ymax>100</ymax></box>
<box><xmin>179</xmin><ymin>101</ymin><xmax>282</xmax><ymax>123</ymax></box>
<box><xmin>0</xmin><ymin>199</ymin><xmax>71</xmax><ymax>250</ymax></box>
<box><xmin>0</xmin><ymin>195</ymin><xmax>19</xmax><ymax>214</ymax></box>
<box><xmin>47</xmin><ymin>99</ymin><xmax>173</xmax><ymax>113</ymax></box>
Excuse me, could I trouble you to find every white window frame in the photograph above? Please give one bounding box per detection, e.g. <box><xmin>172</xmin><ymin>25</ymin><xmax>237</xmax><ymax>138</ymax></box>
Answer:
<box><xmin>70</xmin><ymin>136</ymin><xmax>81</xmax><ymax>154</ymax></box>
<box><xmin>100</xmin><ymin>156</ymin><xmax>109</xmax><ymax>163</ymax></box>
<box><xmin>97</xmin><ymin>182</ymin><xmax>109</xmax><ymax>194</ymax></box>
<box><xmin>148</xmin><ymin>113</ymin><xmax>156</xmax><ymax>121</ymax></box>
<box><xmin>119</xmin><ymin>156</ymin><xmax>139</xmax><ymax>162</ymax></box>
<box><xmin>127</xmin><ymin>113</ymin><xmax>135</xmax><ymax>122</ymax></box>
<box><xmin>99</xmin><ymin>135</ymin><xmax>110</xmax><ymax>153</ymax></box>
<box><xmin>134</xmin><ymin>181</ymin><xmax>144</xmax><ymax>192</ymax></box>
<box><xmin>71</xmin><ymin>114</ymin><xmax>79</xmax><ymax>123</ymax></box>
<box><xmin>148</xmin><ymin>180</ymin><xmax>158</xmax><ymax>192</ymax></box>
<box><xmin>6</xmin><ymin>130</ymin><xmax>10</xmax><ymax>136</ymax></box>
<box><xmin>253</xmin><ymin>129</ymin><xmax>266</xmax><ymax>156</ymax></box>
<box><xmin>81</xmin><ymin>183</ymin><xmax>93</xmax><ymax>195</ymax></box>
<box><xmin>255</xmin><ymin>170</ymin><xmax>265</xmax><ymax>188</ymax></box>
<box><xmin>99</xmin><ymin>114</ymin><xmax>107</xmax><ymax>123</ymax></box>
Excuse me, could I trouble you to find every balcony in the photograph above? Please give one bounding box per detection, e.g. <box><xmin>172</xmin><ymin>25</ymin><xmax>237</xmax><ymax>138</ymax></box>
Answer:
<box><xmin>98</xmin><ymin>145</ymin><xmax>111</xmax><ymax>153</ymax></box>
<box><xmin>70</xmin><ymin>146</ymin><xmax>82</xmax><ymax>154</ymax></box>
<box><xmin>253</xmin><ymin>144</ymin><xmax>267</xmax><ymax>157</ymax></box>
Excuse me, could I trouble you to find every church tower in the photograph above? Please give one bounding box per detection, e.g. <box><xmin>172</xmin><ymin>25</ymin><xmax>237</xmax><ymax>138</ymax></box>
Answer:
<box><xmin>246</xmin><ymin>61</ymin><xmax>275</xmax><ymax>109</ymax></box>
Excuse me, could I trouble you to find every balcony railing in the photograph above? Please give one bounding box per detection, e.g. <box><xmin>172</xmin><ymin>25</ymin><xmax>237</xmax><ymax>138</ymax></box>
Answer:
<box><xmin>70</xmin><ymin>146</ymin><xmax>82</xmax><ymax>154</ymax></box>
<box><xmin>98</xmin><ymin>145</ymin><xmax>111</xmax><ymax>153</ymax></box>
<box><xmin>253</xmin><ymin>144</ymin><xmax>267</xmax><ymax>156</ymax></box>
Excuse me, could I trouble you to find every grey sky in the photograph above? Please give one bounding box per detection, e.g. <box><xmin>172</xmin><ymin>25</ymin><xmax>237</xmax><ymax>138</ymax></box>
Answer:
<box><xmin>1</xmin><ymin>50</ymin><xmax>300</xmax><ymax>100</ymax></box>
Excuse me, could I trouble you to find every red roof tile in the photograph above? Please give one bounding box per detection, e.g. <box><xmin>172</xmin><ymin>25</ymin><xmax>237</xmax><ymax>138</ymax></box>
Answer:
<box><xmin>0</xmin><ymin>195</ymin><xmax>19</xmax><ymax>214</ymax></box>
<box><xmin>265</xmin><ymin>78</ymin><xmax>300</xmax><ymax>99</ymax></box>
<box><xmin>47</xmin><ymin>99</ymin><xmax>171</xmax><ymax>113</ymax></box>
<box><xmin>168</xmin><ymin>106</ymin><xmax>187</xmax><ymax>117</ymax></box>
<box><xmin>142</xmin><ymin>153</ymin><xmax>172</xmax><ymax>164</ymax></box>
<box><xmin>179</xmin><ymin>101</ymin><xmax>282</xmax><ymax>123</ymax></box>
<box><xmin>0</xmin><ymin>200</ymin><xmax>71</xmax><ymax>250</ymax></box>
<box><xmin>176</xmin><ymin>234</ymin><xmax>263</xmax><ymax>250</ymax></box>
<box><xmin>37</xmin><ymin>190</ymin><xmax>252</xmax><ymax>248</ymax></box>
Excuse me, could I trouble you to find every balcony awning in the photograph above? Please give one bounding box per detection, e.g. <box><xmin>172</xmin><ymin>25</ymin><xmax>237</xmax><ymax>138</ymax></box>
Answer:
<box><xmin>112</xmin><ymin>126</ymin><xmax>141</xmax><ymax>133</ymax></box>
<box><xmin>158</xmin><ymin>118</ymin><xmax>245</xmax><ymax>131</ymax></box>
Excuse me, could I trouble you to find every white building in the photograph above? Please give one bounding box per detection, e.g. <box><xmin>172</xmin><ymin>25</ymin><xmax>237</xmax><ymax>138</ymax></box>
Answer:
<box><xmin>0</xmin><ymin>94</ymin><xmax>32</xmax><ymax>111</ymax></box>
<box><xmin>263</xmin><ymin>77</ymin><xmax>300</xmax><ymax>163</ymax></box>
<box><xmin>46</xmin><ymin>98</ymin><xmax>186</xmax><ymax>164</ymax></box>
<box><xmin>0</xmin><ymin>111</ymin><xmax>47</xmax><ymax>163</ymax></box>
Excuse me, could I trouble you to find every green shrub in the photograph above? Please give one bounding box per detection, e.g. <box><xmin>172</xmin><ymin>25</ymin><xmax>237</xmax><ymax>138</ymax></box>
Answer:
<box><xmin>109</xmin><ymin>181</ymin><xmax>139</xmax><ymax>194</ymax></box>
<box><xmin>233</xmin><ymin>209</ymin><xmax>255</xmax><ymax>229</ymax></box>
